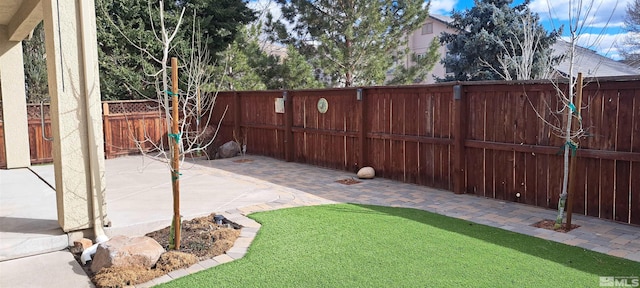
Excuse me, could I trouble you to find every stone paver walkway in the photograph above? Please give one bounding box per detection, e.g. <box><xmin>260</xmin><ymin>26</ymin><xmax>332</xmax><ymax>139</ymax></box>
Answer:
<box><xmin>137</xmin><ymin>155</ymin><xmax>640</xmax><ymax>287</ymax></box>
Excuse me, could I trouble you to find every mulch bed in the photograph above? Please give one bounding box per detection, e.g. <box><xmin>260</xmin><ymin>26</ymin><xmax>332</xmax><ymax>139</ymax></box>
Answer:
<box><xmin>335</xmin><ymin>178</ymin><xmax>362</xmax><ymax>185</ymax></box>
<box><xmin>532</xmin><ymin>219</ymin><xmax>580</xmax><ymax>233</ymax></box>
<box><xmin>74</xmin><ymin>213</ymin><xmax>241</xmax><ymax>288</ymax></box>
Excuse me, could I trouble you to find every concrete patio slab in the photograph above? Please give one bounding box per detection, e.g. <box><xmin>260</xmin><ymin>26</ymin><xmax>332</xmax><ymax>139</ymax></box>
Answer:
<box><xmin>0</xmin><ymin>168</ymin><xmax>67</xmax><ymax>261</ymax></box>
<box><xmin>0</xmin><ymin>251</ymin><xmax>93</xmax><ymax>288</ymax></box>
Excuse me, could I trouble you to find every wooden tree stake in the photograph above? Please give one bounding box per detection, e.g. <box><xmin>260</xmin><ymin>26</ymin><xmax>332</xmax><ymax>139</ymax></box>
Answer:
<box><xmin>171</xmin><ymin>57</ymin><xmax>181</xmax><ymax>249</ymax></box>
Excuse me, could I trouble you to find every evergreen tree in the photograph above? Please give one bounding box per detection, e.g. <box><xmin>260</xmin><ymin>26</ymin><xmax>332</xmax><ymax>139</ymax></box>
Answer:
<box><xmin>173</xmin><ymin>0</ymin><xmax>257</xmax><ymax>55</ymax></box>
<box><xmin>440</xmin><ymin>0</ymin><xmax>558</xmax><ymax>81</ymax></box>
<box><xmin>96</xmin><ymin>0</ymin><xmax>255</xmax><ymax>99</ymax></box>
<box><xmin>212</xmin><ymin>25</ymin><xmax>322</xmax><ymax>91</ymax></box>
<box><xmin>207</xmin><ymin>41</ymin><xmax>267</xmax><ymax>91</ymax></box>
<box><xmin>281</xmin><ymin>45</ymin><xmax>324</xmax><ymax>89</ymax></box>
<box><xmin>22</xmin><ymin>23</ymin><xmax>49</xmax><ymax>103</ymax></box>
<box><xmin>267</xmin><ymin>0</ymin><xmax>429</xmax><ymax>87</ymax></box>
<box><xmin>242</xmin><ymin>25</ymin><xmax>284</xmax><ymax>90</ymax></box>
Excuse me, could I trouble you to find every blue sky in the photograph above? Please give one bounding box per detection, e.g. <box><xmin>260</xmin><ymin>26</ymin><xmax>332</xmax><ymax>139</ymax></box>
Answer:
<box><xmin>430</xmin><ymin>0</ymin><xmax>633</xmax><ymax>59</ymax></box>
<box><xmin>249</xmin><ymin>0</ymin><xmax>634</xmax><ymax>60</ymax></box>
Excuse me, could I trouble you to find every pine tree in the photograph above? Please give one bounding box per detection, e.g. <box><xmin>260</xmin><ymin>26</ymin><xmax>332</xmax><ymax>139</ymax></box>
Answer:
<box><xmin>440</xmin><ymin>0</ymin><xmax>558</xmax><ymax>81</ymax></box>
<box><xmin>267</xmin><ymin>0</ymin><xmax>429</xmax><ymax>87</ymax></box>
<box><xmin>22</xmin><ymin>23</ymin><xmax>49</xmax><ymax>103</ymax></box>
<box><xmin>95</xmin><ymin>0</ymin><xmax>255</xmax><ymax>99</ymax></box>
<box><xmin>208</xmin><ymin>41</ymin><xmax>268</xmax><ymax>91</ymax></box>
<box><xmin>282</xmin><ymin>45</ymin><xmax>324</xmax><ymax>89</ymax></box>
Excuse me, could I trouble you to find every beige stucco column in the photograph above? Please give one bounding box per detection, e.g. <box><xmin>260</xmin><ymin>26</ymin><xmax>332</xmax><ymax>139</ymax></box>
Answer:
<box><xmin>0</xmin><ymin>27</ymin><xmax>31</xmax><ymax>169</ymax></box>
<box><xmin>42</xmin><ymin>0</ymin><xmax>107</xmax><ymax>232</ymax></box>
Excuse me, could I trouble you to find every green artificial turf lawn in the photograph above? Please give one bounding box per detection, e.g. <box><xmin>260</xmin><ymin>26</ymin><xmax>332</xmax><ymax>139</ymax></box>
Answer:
<box><xmin>158</xmin><ymin>204</ymin><xmax>640</xmax><ymax>288</ymax></box>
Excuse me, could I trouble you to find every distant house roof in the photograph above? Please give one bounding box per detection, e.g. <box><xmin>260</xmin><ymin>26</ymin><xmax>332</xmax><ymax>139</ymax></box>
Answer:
<box><xmin>424</xmin><ymin>14</ymin><xmax>639</xmax><ymax>78</ymax></box>
<box><xmin>552</xmin><ymin>40</ymin><xmax>640</xmax><ymax>77</ymax></box>
<box><xmin>429</xmin><ymin>14</ymin><xmax>454</xmax><ymax>26</ymax></box>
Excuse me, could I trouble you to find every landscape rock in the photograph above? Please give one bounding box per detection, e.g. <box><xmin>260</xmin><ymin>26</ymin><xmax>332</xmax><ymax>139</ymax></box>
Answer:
<box><xmin>217</xmin><ymin>141</ymin><xmax>241</xmax><ymax>158</ymax></box>
<box><xmin>70</xmin><ymin>238</ymin><xmax>93</xmax><ymax>254</ymax></box>
<box><xmin>90</xmin><ymin>235</ymin><xmax>165</xmax><ymax>273</ymax></box>
<box><xmin>357</xmin><ymin>167</ymin><xmax>375</xmax><ymax>179</ymax></box>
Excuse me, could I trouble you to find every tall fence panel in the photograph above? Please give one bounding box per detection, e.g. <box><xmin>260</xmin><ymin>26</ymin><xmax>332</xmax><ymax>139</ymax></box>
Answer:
<box><xmin>27</xmin><ymin>105</ymin><xmax>54</xmax><ymax>164</ymax></box>
<box><xmin>365</xmin><ymin>86</ymin><xmax>453</xmax><ymax>189</ymax></box>
<box><xmin>290</xmin><ymin>89</ymin><xmax>361</xmax><ymax>170</ymax></box>
<box><xmin>239</xmin><ymin>91</ymin><xmax>286</xmax><ymax>159</ymax></box>
<box><xmin>102</xmin><ymin>101</ymin><xmax>167</xmax><ymax>158</ymax></box>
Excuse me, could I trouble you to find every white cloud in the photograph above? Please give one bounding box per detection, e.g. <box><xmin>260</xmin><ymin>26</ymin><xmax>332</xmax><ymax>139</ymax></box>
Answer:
<box><xmin>424</xmin><ymin>0</ymin><xmax>458</xmax><ymax>15</ymax></box>
<box><xmin>530</xmin><ymin>0</ymin><xmax>631</xmax><ymax>28</ymax></box>
<box><xmin>561</xmin><ymin>32</ymin><xmax>631</xmax><ymax>59</ymax></box>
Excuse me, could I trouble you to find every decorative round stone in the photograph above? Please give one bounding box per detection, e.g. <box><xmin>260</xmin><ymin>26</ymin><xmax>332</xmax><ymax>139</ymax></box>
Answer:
<box><xmin>317</xmin><ymin>98</ymin><xmax>328</xmax><ymax>114</ymax></box>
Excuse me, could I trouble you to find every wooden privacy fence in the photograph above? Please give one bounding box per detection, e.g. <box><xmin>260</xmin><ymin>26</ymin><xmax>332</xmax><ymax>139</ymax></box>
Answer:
<box><xmin>0</xmin><ymin>77</ymin><xmax>638</xmax><ymax>225</ymax></box>
<box><xmin>212</xmin><ymin>77</ymin><xmax>640</xmax><ymax>225</ymax></box>
<box><xmin>0</xmin><ymin>100</ymin><xmax>167</xmax><ymax>167</ymax></box>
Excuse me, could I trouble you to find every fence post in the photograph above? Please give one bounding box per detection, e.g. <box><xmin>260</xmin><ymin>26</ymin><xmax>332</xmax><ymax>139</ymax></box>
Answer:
<box><xmin>453</xmin><ymin>85</ymin><xmax>466</xmax><ymax>194</ymax></box>
<box><xmin>233</xmin><ymin>91</ymin><xmax>241</xmax><ymax>141</ymax></box>
<box><xmin>102</xmin><ymin>102</ymin><xmax>112</xmax><ymax>159</ymax></box>
<box><xmin>284</xmin><ymin>91</ymin><xmax>294</xmax><ymax>162</ymax></box>
<box><xmin>358</xmin><ymin>88</ymin><xmax>367</xmax><ymax>169</ymax></box>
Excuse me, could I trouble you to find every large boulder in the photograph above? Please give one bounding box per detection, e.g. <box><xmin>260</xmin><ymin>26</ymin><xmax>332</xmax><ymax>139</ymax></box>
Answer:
<box><xmin>217</xmin><ymin>141</ymin><xmax>241</xmax><ymax>159</ymax></box>
<box><xmin>357</xmin><ymin>167</ymin><xmax>375</xmax><ymax>179</ymax></box>
<box><xmin>90</xmin><ymin>235</ymin><xmax>165</xmax><ymax>273</ymax></box>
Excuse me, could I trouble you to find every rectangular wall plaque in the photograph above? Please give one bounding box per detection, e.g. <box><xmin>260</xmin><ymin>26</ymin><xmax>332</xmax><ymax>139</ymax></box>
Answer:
<box><xmin>275</xmin><ymin>97</ymin><xmax>285</xmax><ymax>113</ymax></box>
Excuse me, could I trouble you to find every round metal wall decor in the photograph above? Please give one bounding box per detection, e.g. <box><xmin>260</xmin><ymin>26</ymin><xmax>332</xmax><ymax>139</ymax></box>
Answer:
<box><xmin>317</xmin><ymin>98</ymin><xmax>328</xmax><ymax>114</ymax></box>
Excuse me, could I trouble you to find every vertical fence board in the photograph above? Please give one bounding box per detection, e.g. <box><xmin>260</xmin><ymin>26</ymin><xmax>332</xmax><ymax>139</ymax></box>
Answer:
<box><xmin>615</xmin><ymin>161</ymin><xmax>631</xmax><ymax>223</ymax></box>
<box><xmin>600</xmin><ymin>160</ymin><xmax>615</xmax><ymax>220</ymax></box>
<box><xmin>631</xmin><ymin>162</ymin><xmax>640</xmax><ymax>225</ymax></box>
<box><xmin>631</xmin><ymin>92</ymin><xmax>640</xmax><ymax>225</ymax></box>
<box><xmin>465</xmin><ymin>90</ymin><xmax>482</xmax><ymax>195</ymax></box>
<box><xmin>586</xmin><ymin>158</ymin><xmax>602</xmax><ymax>218</ymax></box>
<box><xmin>615</xmin><ymin>90</ymin><xmax>634</xmax><ymax>223</ymax></box>
<box><xmin>524</xmin><ymin>90</ymin><xmax>539</xmax><ymax>205</ymax></box>
<box><xmin>572</xmin><ymin>158</ymin><xmax>588</xmax><ymax>216</ymax></box>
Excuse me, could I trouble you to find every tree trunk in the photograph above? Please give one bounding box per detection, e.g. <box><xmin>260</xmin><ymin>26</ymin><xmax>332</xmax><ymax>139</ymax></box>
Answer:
<box><xmin>345</xmin><ymin>38</ymin><xmax>352</xmax><ymax>87</ymax></box>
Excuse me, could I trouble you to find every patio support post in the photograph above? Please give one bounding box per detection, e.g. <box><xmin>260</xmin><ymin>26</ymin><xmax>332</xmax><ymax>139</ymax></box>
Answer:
<box><xmin>452</xmin><ymin>84</ymin><xmax>466</xmax><ymax>194</ymax></box>
<box><xmin>42</xmin><ymin>0</ymin><xmax>107</xmax><ymax>232</ymax></box>
<box><xmin>0</xmin><ymin>28</ymin><xmax>31</xmax><ymax>168</ymax></box>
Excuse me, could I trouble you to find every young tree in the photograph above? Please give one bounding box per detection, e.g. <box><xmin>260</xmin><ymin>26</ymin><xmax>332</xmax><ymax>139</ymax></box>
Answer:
<box><xmin>532</xmin><ymin>0</ymin><xmax>620</xmax><ymax>229</ymax></box>
<box><xmin>620</xmin><ymin>0</ymin><xmax>640</xmax><ymax>68</ymax></box>
<box><xmin>440</xmin><ymin>0</ymin><xmax>558</xmax><ymax>81</ymax></box>
<box><xmin>99</xmin><ymin>0</ymin><xmax>228</xmax><ymax>250</ymax></box>
<box><xmin>267</xmin><ymin>0</ymin><xmax>429</xmax><ymax>87</ymax></box>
